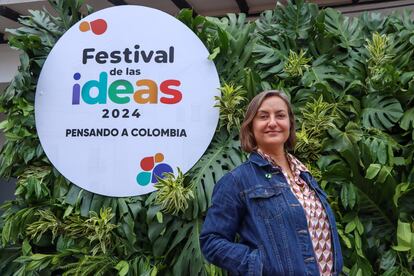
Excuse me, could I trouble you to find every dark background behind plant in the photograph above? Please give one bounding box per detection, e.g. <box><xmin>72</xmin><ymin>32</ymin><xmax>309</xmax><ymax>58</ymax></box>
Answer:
<box><xmin>0</xmin><ymin>0</ymin><xmax>413</xmax><ymax>275</ymax></box>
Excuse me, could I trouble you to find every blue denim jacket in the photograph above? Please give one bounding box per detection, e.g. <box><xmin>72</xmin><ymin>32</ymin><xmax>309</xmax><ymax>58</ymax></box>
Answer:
<box><xmin>200</xmin><ymin>152</ymin><xmax>343</xmax><ymax>276</ymax></box>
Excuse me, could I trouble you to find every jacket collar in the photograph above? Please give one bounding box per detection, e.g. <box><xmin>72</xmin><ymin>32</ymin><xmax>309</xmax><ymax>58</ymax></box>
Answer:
<box><xmin>249</xmin><ymin>151</ymin><xmax>273</xmax><ymax>168</ymax></box>
<box><xmin>249</xmin><ymin>151</ymin><xmax>310</xmax><ymax>174</ymax></box>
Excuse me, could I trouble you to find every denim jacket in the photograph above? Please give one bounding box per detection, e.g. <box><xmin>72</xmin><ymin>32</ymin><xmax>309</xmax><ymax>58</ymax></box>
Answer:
<box><xmin>200</xmin><ymin>152</ymin><xmax>343</xmax><ymax>276</ymax></box>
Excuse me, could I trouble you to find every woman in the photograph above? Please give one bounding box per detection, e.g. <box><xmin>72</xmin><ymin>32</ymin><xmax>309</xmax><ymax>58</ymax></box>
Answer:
<box><xmin>200</xmin><ymin>90</ymin><xmax>343</xmax><ymax>275</ymax></box>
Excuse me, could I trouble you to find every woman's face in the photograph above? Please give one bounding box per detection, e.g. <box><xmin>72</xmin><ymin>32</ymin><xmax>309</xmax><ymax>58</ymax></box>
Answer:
<box><xmin>252</xmin><ymin>96</ymin><xmax>290</xmax><ymax>152</ymax></box>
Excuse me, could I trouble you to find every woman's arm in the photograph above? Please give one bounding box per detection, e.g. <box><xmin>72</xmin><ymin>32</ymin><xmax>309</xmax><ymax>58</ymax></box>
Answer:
<box><xmin>199</xmin><ymin>172</ymin><xmax>263</xmax><ymax>275</ymax></box>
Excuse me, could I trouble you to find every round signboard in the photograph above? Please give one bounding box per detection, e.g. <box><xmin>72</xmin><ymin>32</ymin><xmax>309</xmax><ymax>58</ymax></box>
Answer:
<box><xmin>35</xmin><ymin>6</ymin><xmax>220</xmax><ymax>197</ymax></box>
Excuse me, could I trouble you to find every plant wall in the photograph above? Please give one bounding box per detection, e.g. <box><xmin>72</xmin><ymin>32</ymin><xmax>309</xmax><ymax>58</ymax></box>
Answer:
<box><xmin>1</xmin><ymin>0</ymin><xmax>414</xmax><ymax>275</ymax></box>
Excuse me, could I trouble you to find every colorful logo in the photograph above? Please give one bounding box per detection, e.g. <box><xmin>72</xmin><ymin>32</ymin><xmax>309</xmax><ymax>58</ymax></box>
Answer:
<box><xmin>136</xmin><ymin>153</ymin><xmax>173</xmax><ymax>186</ymax></box>
<box><xmin>79</xmin><ymin>19</ymin><xmax>107</xmax><ymax>35</ymax></box>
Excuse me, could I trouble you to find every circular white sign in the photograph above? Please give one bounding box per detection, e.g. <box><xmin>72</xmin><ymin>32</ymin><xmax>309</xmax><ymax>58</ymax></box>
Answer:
<box><xmin>35</xmin><ymin>6</ymin><xmax>220</xmax><ymax>197</ymax></box>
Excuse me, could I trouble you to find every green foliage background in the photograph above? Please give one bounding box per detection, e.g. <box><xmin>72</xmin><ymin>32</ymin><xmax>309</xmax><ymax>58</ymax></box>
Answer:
<box><xmin>1</xmin><ymin>0</ymin><xmax>414</xmax><ymax>275</ymax></box>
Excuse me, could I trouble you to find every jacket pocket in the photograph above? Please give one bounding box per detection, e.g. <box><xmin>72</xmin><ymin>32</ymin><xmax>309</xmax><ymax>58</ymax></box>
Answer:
<box><xmin>247</xmin><ymin>186</ymin><xmax>287</xmax><ymax>219</ymax></box>
<box><xmin>248</xmin><ymin>248</ymin><xmax>263</xmax><ymax>276</ymax></box>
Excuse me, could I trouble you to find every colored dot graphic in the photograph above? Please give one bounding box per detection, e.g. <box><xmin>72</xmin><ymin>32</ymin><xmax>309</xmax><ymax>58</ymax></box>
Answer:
<box><xmin>136</xmin><ymin>153</ymin><xmax>173</xmax><ymax>186</ymax></box>
<box><xmin>79</xmin><ymin>19</ymin><xmax>107</xmax><ymax>35</ymax></box>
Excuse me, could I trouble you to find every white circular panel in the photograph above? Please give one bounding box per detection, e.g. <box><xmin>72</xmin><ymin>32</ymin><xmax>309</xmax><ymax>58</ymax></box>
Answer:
<box><xmin>35</xmin><ymin>6</ymin><xmax>220</xmax><ymax>196</ymax></box>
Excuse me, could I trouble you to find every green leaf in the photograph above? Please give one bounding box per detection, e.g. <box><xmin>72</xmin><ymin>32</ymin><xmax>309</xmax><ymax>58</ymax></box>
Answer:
<box><xmin>348</xmin><ymin>183</ymin><xmax>357</xmax><ymax>209</ymax></box>
<box><xmin>340</xmin><ymin>183</ymin><xmax>356</xmax><ymax>209</ymax></box>
<box><xmin>22</xmin><ymin>239</ymin><xmax>32</xmax><ymax>255</ymax></box>
<box><xmin>341</xmin><ymin>184</ymin><xmax>349</xmax><ymax>208</ymax></box>
<box><xmin>400</xmin><ymin>71</ymin><xmax>414</xmax><ymax>85</ymax></box>
<box><xmin>156</xmin><ymin>211</ymin><xmax>163</xmax><ymax>223</ymax></box>
<box><xmin>345</xmin><ymin>220</ymin><xmax>356</xmax><ymax>233</ymax></box>
<box><xmin>189</xmin><ymin>130</ymin><xmax>245</xmax><ymax>217</ymax></box>
<box><xmin>355</xmin><ymin>217</ymin><xmax>364</xmax><ymax>235</ymax></box>
<box><xmin>380</xmin><ymin>250</ymin><xmax>396</xmax><ymax>270</ymax></box>
<box><xmin>365</xmin><ymin>164</ymin><xmax>381</xmax><ymax>179</ymax></box>
<box><xmin>146</xmin><ymin>205</ymin><xmax>166</xmax><ymax>243</ymax></box>
<box><xmin>80</xmin><ymin>190</ymin><xmax>93</xmax><ymax>217</ymax></box>
<box><xmin>208</xmin><ymin>47</ymin><xmax>220</xmax><ymax>60</ymax></box>
<box><xmin>0</xmin><ymin>120</ymin><xmax>8</xmax><ymax>130</ymax></box>
<box><xmin>29</xmin><ymin>253</ymin><xmax>50</xmax><ymax>261</ymax></box>
<box><xmin>394</xmin><ymin>220</ymin><xmax>413</xmax><ymax>249</ymax></box>
<box><xmin>172</xmin><ymin>219</ymin><xmax>206</xmax><ymax>276</ymax></box>
<box><xmin>377</xmin><ymin>166</ymin><xmax>392</xmax><ymax>183</ymax></box>
<box><xmin>361</xmin><ymin>94</ymin><xmax>403</xmax><ymax>130</ymax></box>
<box><xmin>338</xmin><ymin>229</ymin><xmax>352</xmax><ymax>248</ymax></box>
<box><xmin>355</xmin><ymin>231</ymin><xmax>362</xmax><ymax>252</ymax></box>
<box><xmin>302</xmin><ymin>63</ymin><xmax>347</xmax><ymax>88</ymax></box>
<box><xmin>115</xmin><ymin>260</ymin><xmax>129</xmax><ymax>276</ymax></box>
<box><xmin>325</xmin><ymin>123</ymin><xmax>363</xmax><ymax>184</ymax></box>
<box><xmin>393</xmin><ymin>182</ymin><xmax>412</xmax><ymax>207</ymax></box>
<box><xmin>353</xmin><ymin>182</ymin><xmax>396</xmax><ymax>239</ymax></box>
<box><xmin>392</xmin><ymin>245</ymin><xmax>411</xmax><ymax>251</ymax></box>
<box><xmin>205</xmin><ymin>13</ymin><xmax>256</xmax><ymax>82</ymax></box>
<box><xmin>324</xmin><ymin>8</ymin><xmax>363</xmax><ymax>49</ymax></box>
<box><xmin>381</xmin><ymin>267</ymin><xmax>399</xmax><ymax>276</ymax></box>
<box><xmin>400</xmin><ymin>107</ymin><xmax>414</xmax><ymax>139</ymax></box>
<box><xmin>271</xmin><ymin>0</ymin><xmax>318</xmax><ymax>40</ymax></box>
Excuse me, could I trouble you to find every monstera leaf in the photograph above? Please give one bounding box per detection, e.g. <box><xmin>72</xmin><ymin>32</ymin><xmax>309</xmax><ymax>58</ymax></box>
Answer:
<box><xmin>361</xmin><ymin>94</ymin><xmax>403</xmax><ymax>130</ymax></box>
<box><xmin>271</xmin><ymin>0</ymin><xmax>318</xmax><ymax>40</ymax></box>
<box><xmin>204</xmin><ymin>13</ymin><xmax>256</xmax><ymax>83</ymax></box>
<box><xmin>323</xmin><ymin>8</ymin><xmax>364</xmax><ymax>49</ymax></box>
<box><xmin>172</xmin><ymin>219</ymin><xmax>206</xmax><ymax>276</ymax></box>
<box><xmin>400</xmin><ymin>107</ymin><xmax>414</xmax><ymax>139</ymax></box>
<box><xmin>357</xmin><ymin>185</ymin><xmax>396</xmax><ymax>240</ymax></box>
<box><xmin>146</xmin><ymin>208</ymin><xmax>219</xmax><ymax>275</ymax></box>
<box><xmin>301</xmin><ymin>62</ymin><xmax>348</xmax><ymax>88</ymax></box>
<box><xmin>188</xmin><ymin>130</ymin><xmax>246</xmax><ymax>218</ymax></box>
<box><xmin>325</xmin><ymin>122</ymin><xmax>364</xmax><ymax>185</ymax></box>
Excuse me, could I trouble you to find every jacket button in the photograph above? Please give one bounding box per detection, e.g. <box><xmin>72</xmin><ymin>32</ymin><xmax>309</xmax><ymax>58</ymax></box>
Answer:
<box><xmin>298</xmin><ymin>229</ymin><xmax>307</xmax><ymax>234</ymax></box>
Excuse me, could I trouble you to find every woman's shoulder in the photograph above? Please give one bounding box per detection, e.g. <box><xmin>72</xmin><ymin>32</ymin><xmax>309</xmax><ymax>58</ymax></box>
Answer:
<box><xmin>227</xmin><ymin>159</ymin><xmax>255</xmax><ymax>178</ymax></box>
<box><xmin>215</xmin><ymin>159</ymin><xmax>257</xmax><ymax>189</ymax></box>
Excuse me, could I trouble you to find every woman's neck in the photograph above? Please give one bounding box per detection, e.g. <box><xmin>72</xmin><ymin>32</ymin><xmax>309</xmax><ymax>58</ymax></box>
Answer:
<box><xmin>258</xmin><ymin>147</ymin><xmax>287</xmax><ymax>164</ymax></box>
<box><xmin>258</xmin><ymin>147</ymin><xmax>292</xmax><ymax>177</ymax></box>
